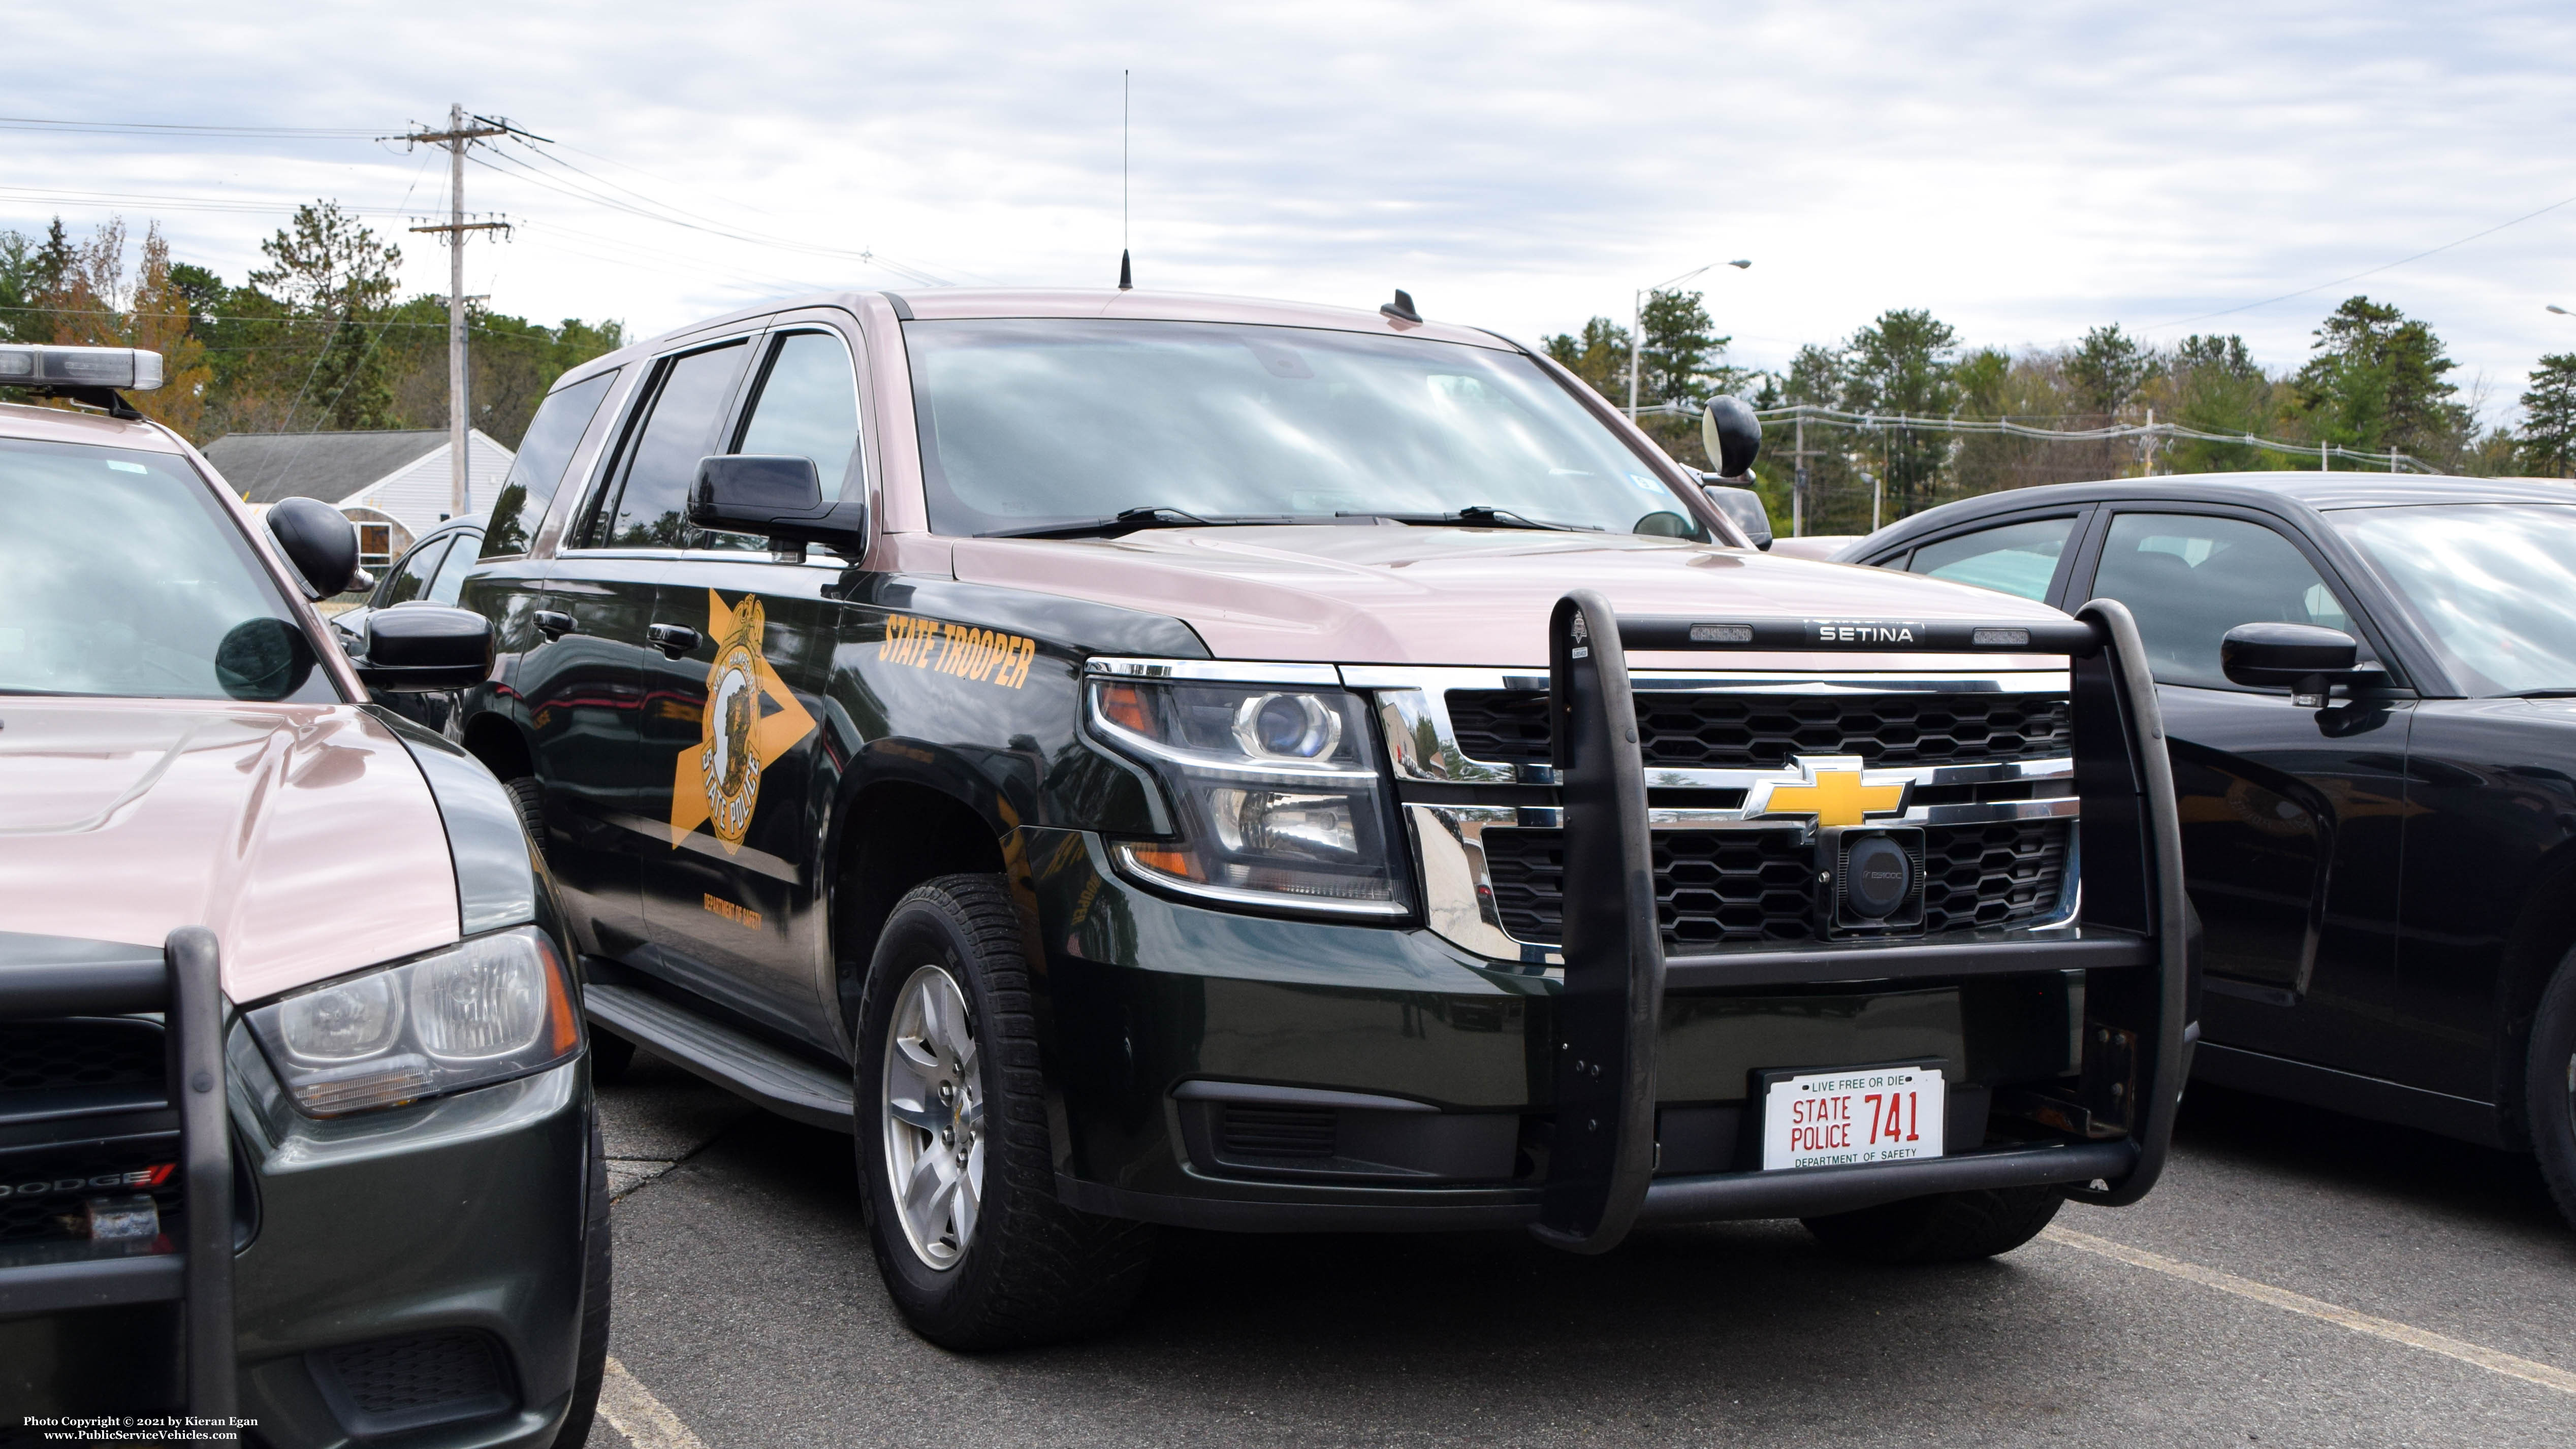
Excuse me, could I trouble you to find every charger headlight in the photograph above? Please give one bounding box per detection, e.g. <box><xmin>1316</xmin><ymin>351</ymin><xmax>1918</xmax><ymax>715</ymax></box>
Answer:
<box><xmin>246</xmin><ymin>926</ymin><xmax>581</xmax><ymax>1116</ymax></box>
<box><xmin>1089</xmin><ymin>677</ymin><xmax>1408</xmax><ymax>917</ymax></box>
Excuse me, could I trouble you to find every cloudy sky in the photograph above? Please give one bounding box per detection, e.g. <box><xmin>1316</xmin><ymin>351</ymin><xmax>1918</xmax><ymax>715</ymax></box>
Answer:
<box><xmin>11</xmin><ymin>2</ymin><xmax>2573</xmax><ymax>419</ymax></box>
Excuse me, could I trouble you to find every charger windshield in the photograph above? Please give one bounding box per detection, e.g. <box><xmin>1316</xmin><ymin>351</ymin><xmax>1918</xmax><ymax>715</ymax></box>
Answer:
<box><xmin>906</xmin><ymin>318</ymin><xmax>1705</xmax><ymax>539</ymax></box>
<box><xmin>2333</xmin><ymin>502</ymin><xmax>2576</xmax><ymax>695</ymax></box>
<box><xmin>0</xmin><ymin>436</ymin><xmax>333</xmax><ymax>702</ymax></box>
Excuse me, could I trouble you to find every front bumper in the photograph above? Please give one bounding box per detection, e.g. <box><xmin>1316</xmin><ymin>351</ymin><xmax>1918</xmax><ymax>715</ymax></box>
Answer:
<box><xmin>1032</xmin><ymin>600</ymin><xmax>2186</xmax><ymax>1246</ymax></box>
<box><xmin>0</xmin><ymin>931</ymin><xmax>590</xmax><ymax>1444</ymax></box>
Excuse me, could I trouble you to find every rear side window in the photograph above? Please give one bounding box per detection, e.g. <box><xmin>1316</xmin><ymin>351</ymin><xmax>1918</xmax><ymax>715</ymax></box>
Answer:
<box><xmin>1903</xmin><ymin>516</ymin><xmax>2076</xmax><ymax>601</ymax></box>
<box><xmin>736</xmin><ymin>331</ymin><xmax>862</xmax><ymax>500</ymax></box>
<box><xmin>598</xmin><ymin>342</ymin><xmax>753</xmax><ymax>550</ymax></box>
<box><xmin>482</xmin><ymin>369</ymin><xmax>616</xmax><ymax>559</ymax></box>
<box><xmin>2089</xmin><ymin>513</ymin><xmax>2351</xmax><ymax>689</ymax></box>
<box><xmin>378</xmin><ymin>536</ymin><xmax>452</xmax><ymax>607</ymax></box>
<box><xmin>425</xmin><ymin>532</ymin><xmax>482</xmax><ymax>605</ymax></box>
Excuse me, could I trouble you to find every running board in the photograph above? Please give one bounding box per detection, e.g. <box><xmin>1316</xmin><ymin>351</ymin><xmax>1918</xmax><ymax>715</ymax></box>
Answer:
<box><xmin>585</xmin><ymin>983</ymin><xmax>856</xmax><ymax>1134</ymax></box>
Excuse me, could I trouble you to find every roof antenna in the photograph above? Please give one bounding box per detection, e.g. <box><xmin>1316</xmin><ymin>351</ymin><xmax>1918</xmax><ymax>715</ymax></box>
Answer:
<box><xmin>1380</xmin><ymin>289</ymin><xmax>1421</xmax><ymax>324</ymax></box>
<box><xmin>1118</xmin><ymin>69</ymin><xmax>1133</xmax><ymax>291</ymax></box>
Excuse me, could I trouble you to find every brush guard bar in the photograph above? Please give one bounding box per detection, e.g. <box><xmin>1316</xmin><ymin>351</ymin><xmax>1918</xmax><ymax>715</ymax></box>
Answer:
<box><xmin>0</xmin><ymin>926</ymin><xmax>237</xmax><ymax>1412</ymax></box>
<box><xmin>1533</xmin><ymin>595</ymin><xmax>2186</xmax><ymax>1253</ymax></box>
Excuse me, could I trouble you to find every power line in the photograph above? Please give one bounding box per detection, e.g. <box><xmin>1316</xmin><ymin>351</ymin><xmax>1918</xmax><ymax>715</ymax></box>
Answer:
<box><xmin>0</xmin><ymin>116</ymin><xmax>386</xmax><ymax>138</ymax></box>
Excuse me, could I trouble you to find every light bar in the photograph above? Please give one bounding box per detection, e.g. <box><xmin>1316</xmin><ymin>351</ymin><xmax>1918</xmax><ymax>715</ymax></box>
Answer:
<box><xmin>0</xmin><ymin>344</ymin><xmax>165</xmax><ymax>391</ymax></box>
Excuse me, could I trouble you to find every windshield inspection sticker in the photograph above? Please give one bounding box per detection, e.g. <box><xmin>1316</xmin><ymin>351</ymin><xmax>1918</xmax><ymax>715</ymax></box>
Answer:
<box><xmin>669</xmin><ymin>591</ymin><xmax>817</xmax><ymax>854</ymax></box>
<box><xmin>881</xmin><ymin>614</ymin><xmax>1038</xmax><ymax>688</ymax></box>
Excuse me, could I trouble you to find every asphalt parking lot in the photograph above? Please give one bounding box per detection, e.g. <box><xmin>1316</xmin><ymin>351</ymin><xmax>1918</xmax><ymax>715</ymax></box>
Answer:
<box><xmin>583</xmin><ymin>1049</ymin><xmax>2576</xmax><ymax>1448</ymax></box>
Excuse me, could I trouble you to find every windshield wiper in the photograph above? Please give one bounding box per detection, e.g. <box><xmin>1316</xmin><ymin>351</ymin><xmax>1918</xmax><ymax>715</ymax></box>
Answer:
<box><xmin>985</xmin><ymin>507</ymin><xmax>1295</xmax><ymax>540</ymax></box>
<box><xmin>2504</xmin><ymin>688</ymin><xmax>2576</xmax><ymax>698</ymax></box>
<box><xmin>1355</xmin><ymin>506</ymin><xmax>1589</xmax><ymax>532</ymax></box>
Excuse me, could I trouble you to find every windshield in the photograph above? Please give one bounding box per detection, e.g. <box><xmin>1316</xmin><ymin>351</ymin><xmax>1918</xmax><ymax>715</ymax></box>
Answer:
<box><xmin>905</xmin><ymin>318</ymin><xmax>1706</xmax><ymax>539</ymax></box>
<box><xmin>2333</xmin><ymin>502</ymin><xmax>2576</xmax><ymax>695</ymax></box>
<box><xmin>0</xmin><ymin>435</ymin><xmax>335</xmax><ymax>702</ymax></box>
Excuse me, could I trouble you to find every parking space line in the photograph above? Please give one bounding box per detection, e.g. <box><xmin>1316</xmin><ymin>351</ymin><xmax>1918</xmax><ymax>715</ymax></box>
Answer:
<box><xmin>598</xmin><ymin>1356</ymin><xmax>710</xmax><ymax>1449</ymax></box>
<box><xmin>2042</xmin><ymin>1226</ymin><xmax>2576</xmax><ymax>1398</ymax></box>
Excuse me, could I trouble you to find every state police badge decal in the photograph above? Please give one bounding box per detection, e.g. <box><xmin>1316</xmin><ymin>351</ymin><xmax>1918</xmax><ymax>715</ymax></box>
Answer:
<box><xmin>669</xmin><ymin>590</ymin><xmax>817</xmax><ymax>854</ymax></box>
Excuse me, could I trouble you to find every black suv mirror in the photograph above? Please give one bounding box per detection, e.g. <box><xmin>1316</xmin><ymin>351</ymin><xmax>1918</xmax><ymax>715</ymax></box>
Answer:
<box><xmin>2221</xmin><ymin>622</ymin><xmax>2379</xmax><ymax>702</ymax></box>
<box><xmin>1700</xmin><ymin>395</ymin><xmax>1763</xmax><ymax>477</ymax></box>
<box><xmin>1700</xmin><ymin>482</ymin><xmax>1774</xmax><ymax>550</ymax></box>
<box><xmin>359</xmin><ymin>604</ymin><xmax>493</xmax><ymax>693</ymax></box>
<box><xmin>689</xmin><ymin>455</ymin><xmax>867</xmax><ymax>558</ymax></box>
<box><xmin>267</xmin><ymin>497</ymin><xmax>365</xmax><ymax>598</ymax></box>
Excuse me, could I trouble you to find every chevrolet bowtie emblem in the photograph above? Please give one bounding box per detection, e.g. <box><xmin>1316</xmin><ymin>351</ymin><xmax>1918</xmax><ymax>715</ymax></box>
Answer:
<box><xmin>1745</xmin><ymin>756</ymin><xmax>1907</xmax><ymax>827</ymax></box>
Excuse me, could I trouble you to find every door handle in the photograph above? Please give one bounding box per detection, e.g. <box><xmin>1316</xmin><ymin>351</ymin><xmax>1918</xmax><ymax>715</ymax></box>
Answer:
<box><xmin>647</xmin><ymin>624</ymin><xmax>701</xmax><ymax>659</ymax></box>
<box><xmin>533</xmin><ymin>609</ymin><xmax>576</xmax><ymax>640</ymax></box>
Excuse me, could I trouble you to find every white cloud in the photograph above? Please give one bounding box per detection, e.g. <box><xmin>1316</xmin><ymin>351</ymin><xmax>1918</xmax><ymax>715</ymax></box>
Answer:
<box><xmin>10</xmin><ymin>0</ymin><xmax>2574</xmax><ymax>417</ymax></box>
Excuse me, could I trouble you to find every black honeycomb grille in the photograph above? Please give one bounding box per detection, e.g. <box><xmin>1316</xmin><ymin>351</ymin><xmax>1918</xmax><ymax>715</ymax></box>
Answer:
<box><xmin>0</xmin><ymin>1020</ymin><xmax>165</xmax><ymax>1093</ymax></box>
<box><xmin>1481</xmin><ymin>819</ymin><xmax>2071</xmax><ymax>951</ymax></box>
<box><xmin>317</xmin><ymin>1330</ymin><xmax>509</xmax><ymax>1414</ymax></box>
<box><xmin>1217</xmin><ymin>1105</ymin><xmax>1337</xmax><ymax>1159</ymax></box>
<box><xmin>1446</xmin><ymin>690</ymin><xmax>2073</xmax><ymax>770</ymax></box>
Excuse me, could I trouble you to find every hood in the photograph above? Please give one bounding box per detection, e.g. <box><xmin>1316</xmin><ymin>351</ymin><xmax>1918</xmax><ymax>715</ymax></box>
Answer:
<box><xmin>948</xmin><ymin>527</ymin><xmax>2072</xmax><ymax>668</ymax></box>
<box><xmin>0</xmin><ymin>699</ymin><xmax>460</xmax><ymax>1003</ymax></box>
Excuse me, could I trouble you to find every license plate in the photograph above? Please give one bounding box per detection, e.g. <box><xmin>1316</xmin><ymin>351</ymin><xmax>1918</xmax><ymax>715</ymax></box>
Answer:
<box><xmin>1761</xmin><ymin>1066</ymin><xmax>1946</xmax><ymax>1170</ymax></box>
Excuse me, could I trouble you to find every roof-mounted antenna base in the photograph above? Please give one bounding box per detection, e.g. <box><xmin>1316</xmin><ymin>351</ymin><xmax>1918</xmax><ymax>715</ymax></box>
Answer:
<box><xmin>1118</xmin><ymin>250</ymin><xmax>1133</xmax><ymax>291</ymax></box>
<box><xmin>1380</xmin><ymin>289</ymin><xmax>1422</xmax><ymax>325</ymax></box>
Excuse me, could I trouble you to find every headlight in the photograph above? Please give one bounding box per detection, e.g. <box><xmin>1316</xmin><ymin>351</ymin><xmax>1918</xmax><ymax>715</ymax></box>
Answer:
<box><xmin>246</xmin><ymin>926</ymin><xmax>580</xmax><ymax>1116</ymax></box>
<box><xmin>1089</xmin><ymin>676</ymin><xmax>1409</xmax><ymax>917</ymax></box>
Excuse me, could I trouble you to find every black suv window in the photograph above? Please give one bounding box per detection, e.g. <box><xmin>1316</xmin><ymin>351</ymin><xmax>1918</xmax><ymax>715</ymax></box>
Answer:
<box><xmin>2090</xmin><ymin>512</ymin><xmax>2352</xmax><ymax>689</ymax></box>
<box><xmin>597</xmin><ymin>341</ymin><xmax>751</xmax><ymax>549</ymax></box>
<box><xmin>482</xmin><ymin>369</ymin><xmax>616</xmax><ymax>558</ymax></box>
<box><xmin>378</xmin><ymin>535</ymin><xmax>452</xmax><ymax>607</ymax></box>
<box><xmin>1901</xmin><ymin>516</ymin><xmax>2077</xmax><ymax>601</ymax></box>
<box><xmin>736</xmin><ymin>331</ymin><xmax>861</xmax><ymax>498</ymax></box>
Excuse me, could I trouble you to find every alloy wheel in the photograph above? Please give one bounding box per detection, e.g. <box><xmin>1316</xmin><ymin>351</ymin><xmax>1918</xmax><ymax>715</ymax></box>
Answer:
<box><xmin>881</xmin><ymin>964</ymin><xmax>983</xmax><ymax>1270</ymax></box>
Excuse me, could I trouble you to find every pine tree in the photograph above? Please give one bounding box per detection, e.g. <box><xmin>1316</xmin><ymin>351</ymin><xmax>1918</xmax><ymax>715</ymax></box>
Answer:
<box><xmin>2518</xmin><ymin>353</ymin><xmax>2576</xmax><ymax>477</ymax></box>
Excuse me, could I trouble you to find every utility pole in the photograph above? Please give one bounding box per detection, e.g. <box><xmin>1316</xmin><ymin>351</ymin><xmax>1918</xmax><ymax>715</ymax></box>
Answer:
<box><xmin>1790</xmin><ymin>408</ymin><xmax>1814</xmax><ymax>536</ymax></box>
<box><xmin>403</xmin><ymin>104</ymin><xmax>511</xmax><ymax>520</ymax></box>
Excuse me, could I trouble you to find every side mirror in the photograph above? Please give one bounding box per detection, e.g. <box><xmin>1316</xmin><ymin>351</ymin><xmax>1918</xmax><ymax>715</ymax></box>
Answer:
<box><xmin>1700</xmin><ymin>481</ymin><xmax>1774</xmax><ymax>550</ymax></box>
<box><xmin>688</xmin><ymin>455</ymin><xmax>867</xmax><ymax>559</ymax></box>
<box><xmin>2220</xmin><ymin>622</ymin><xmax>2376</xmax><ymax>703</ymax></box>
<box><xmin>1700</xmin><ymin>395</ymin><xmax>1763</xmax><ymax>478</ymax></box>
<box><xmin>359</xmin><ymin>604</ymin><xmax>493</xmax><ymax>693</ymax></box>
<box><xmin>267</xmin><ymin>497</ymin><xmax>363</xmax><ymax>598</ymax></box>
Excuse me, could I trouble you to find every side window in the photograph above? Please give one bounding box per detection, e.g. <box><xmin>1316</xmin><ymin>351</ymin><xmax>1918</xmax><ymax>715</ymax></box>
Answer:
<box><xmin>596</xmin><ymin>342</ymin><xmax>753</xmax><ymax>550</ymax></box>
<box><xmin>1902</xmin><ymin>516</ymin><xmax>2077</xmax><ymax>601</ymax></box>
<box><xmin>425</xmin><ymin>532</ymin><xmax>482</xmax><ymax>605</ymax></box>
<box><xmin>483</xmin><ymin>369</ymin><xmax>617</xmax><ymax>559</ymax></box>
<box><xmin>2090</xmin><ymin>512</ymin><xmax>2353</xmax><ymax>689</ymax></box>
<box><xmin>377</xmin><ymin>536</ymin><xmax>451</xmax><ymax>607</ymax></box>
<box><xmin>736</xmin><ymin>331</ymin><xmax>862</xmax><ymax>500</ymax></box>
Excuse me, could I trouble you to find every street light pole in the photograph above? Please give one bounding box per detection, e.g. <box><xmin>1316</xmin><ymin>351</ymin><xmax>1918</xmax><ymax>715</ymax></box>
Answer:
<box><xmin>1627</xmin><ymin>260</ymin><xmax>1750</xmax><ymax>417</ymax></box>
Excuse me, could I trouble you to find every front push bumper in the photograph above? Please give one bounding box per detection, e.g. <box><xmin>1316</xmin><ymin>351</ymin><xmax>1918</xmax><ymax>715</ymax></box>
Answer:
<box><xmin>1040</xmin><ymin>599</ymin><xmax>2187</xmax><ymax>1251</ymax></box>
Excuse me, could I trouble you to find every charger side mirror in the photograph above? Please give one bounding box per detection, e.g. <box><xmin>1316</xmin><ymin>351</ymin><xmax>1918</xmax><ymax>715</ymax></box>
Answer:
<box><xmin>267</xmin><ymin>497</ymin><xmax>364</xmax><ymax>598</ymax></box>
<box><xmin>689</xmin><ymin>455</ymin><xmax>867</xmax><ymax>557</ymax></box>
<box><xmin>1701</xmin><ymin>395</ymin><xmax>1763</xmax><ymax>478</ymax></box>
<box><xmin>2221</xmin><ymin>622</ymin><xmax>2379</xmax><ymax>703</ymax></box>
<box><xmin>1701</xmin><ymin>481</ymin><xmax>1774</xmax><ymax>551</ymax></box>
<box><xmin>359</xmin><ymin>605</ymin><xmax>493</xmax><ymax>693</ymax></box>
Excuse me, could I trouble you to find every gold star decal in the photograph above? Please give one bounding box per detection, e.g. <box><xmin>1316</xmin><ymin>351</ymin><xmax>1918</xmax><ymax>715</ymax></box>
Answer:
<box><xmin>669</xmin><ymin>590</ymin><xmax>816</xmax><ymax>854</ymax></box>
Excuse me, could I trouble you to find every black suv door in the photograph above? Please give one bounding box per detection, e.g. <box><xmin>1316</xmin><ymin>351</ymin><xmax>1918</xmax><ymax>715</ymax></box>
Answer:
<box><xmin>525</xmin><ymin>337</ymin><xmax>756</xmax><ymax>959</ymax></box>
<box><xmin>634</xmin><ymin>324</ymin><xmax>863</xmax><ymax>1046</ymax></box>
<box><xmin>2071</xmin><ymin>507</ymin><xmax>2416</xmax><ymax>1075</ymax></box>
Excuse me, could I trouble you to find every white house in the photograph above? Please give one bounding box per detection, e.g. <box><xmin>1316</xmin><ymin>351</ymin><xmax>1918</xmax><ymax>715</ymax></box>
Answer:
<box><xmin>204</xmin><ymin>429</ymin><xmax>517</xmax><ymax>560</ymax></box>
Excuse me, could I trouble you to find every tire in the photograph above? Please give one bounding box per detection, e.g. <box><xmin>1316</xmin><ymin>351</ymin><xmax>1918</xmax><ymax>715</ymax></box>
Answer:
<box><xmin>548</xmin><ymin>1114</ymin><xmax>612</xmax><ymax>1446</ymax></box>
<box><xmin>1801</xmin><ymin>1185</ymin><xmax>2065</xmax><ymax>1265</ymax></box>
<box><xmin>503</xmin><ymin>775</ymin><xmax>548</xmax><ymax>862</ymax></box>
<box><xmin>853</xmin><ymin>875</ymin><xmax>1154</xmax><ymax>1349</ymax></box>
<box><xmin>589</xmin><ymin>1027</ymin><xmax>637</xmax><ymax>1088</ymax></box>
<box><xmin>2528</xmin><ymin>946</ymin><xmax>2576</xmax><ymax>1232</ymax></box>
